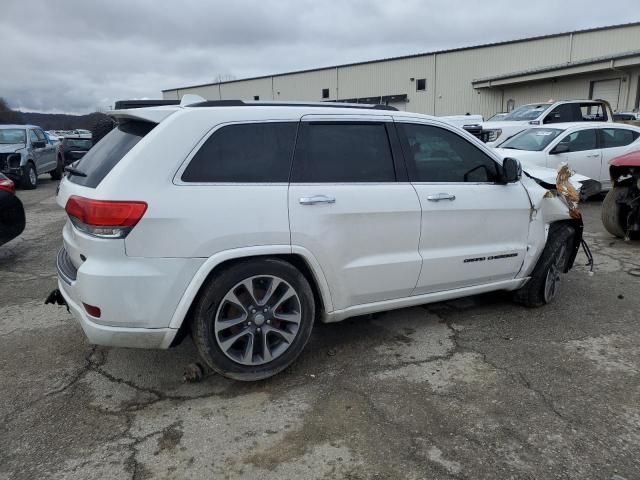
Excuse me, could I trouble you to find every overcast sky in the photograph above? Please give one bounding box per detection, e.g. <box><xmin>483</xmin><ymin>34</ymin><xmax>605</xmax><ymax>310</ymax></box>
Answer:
<box><xmin>1</xmin><ymin>0</ymin><xmax>638</xmax><ymax>114</ymax></box>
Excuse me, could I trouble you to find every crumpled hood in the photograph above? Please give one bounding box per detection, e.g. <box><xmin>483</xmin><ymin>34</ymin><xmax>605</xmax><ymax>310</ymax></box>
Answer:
<box><xmin>0</xmin><ymin>143</ymin><xmax>25</xmax><ymax>154</ymax></box>
<box><xmin>519</xmin><ymin>160</ymin><xmax>590</xmax><ymax>189</ymax></box>
<box><xmin>493</xmin><ymin>148</ymin><xmax>591</xmax><ymax>189</ymax></box>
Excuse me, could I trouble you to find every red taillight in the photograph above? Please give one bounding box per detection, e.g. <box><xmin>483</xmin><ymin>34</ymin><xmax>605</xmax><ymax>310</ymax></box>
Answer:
<box><xmin>83</xmin><ymin>303</ymin><xmax>101</xmax><ymax>318</ymax></box>
<box><xmin>0</xmin><ymin>177</ymin><xmax>15</xmax><ymax>194</ymax></box>
<box><xmin>65</xmin><ymin>195</ymin><xmax>147</xmax><ymax>238</ymax></box>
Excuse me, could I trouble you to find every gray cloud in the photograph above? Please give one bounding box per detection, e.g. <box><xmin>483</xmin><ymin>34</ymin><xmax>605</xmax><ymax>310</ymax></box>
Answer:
<box><xmin>1</xmin><ymin>0</ymin><xmax>638</xmax><ymax>113</ymax></box>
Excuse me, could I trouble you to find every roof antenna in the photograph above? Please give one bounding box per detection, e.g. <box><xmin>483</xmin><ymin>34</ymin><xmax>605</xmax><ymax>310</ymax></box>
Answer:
<box><xmin>180</xmin><ymin>94</ymin><xmax>207</xmax><ymax>107</ymax></box>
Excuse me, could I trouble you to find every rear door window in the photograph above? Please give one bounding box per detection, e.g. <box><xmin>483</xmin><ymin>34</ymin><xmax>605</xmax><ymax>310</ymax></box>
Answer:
<box><xmin>181</xmin><ymin>122</ymin><xmax>298</xmax><ymax>183</ymax></box>
<box><xmin>67</xmin><ymin>121</ymin><xmax>155</xmax><ymax>187</ymax></box>
<box><xmin>600</xmin><ymin>128</ymin><xmax>639</xmax><ymax>148</ymax></box>
<box><xmin>291</xmin><ymin>122</ymin><xmax>396</xmax><ymax>182</ymax></box>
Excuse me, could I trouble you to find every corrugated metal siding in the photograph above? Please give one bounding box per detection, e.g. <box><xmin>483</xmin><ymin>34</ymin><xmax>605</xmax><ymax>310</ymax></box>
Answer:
<box><xmin>273</xmin><ymin>69</ymin><xmax>337</xmax><ymax>101</ymax></box>
<box><xmin>500</xmin><ymin>69</ymin><xmax>638</xmax><ymax>112</ymax></box>
<box><xmin>434</xmin><ymin>36</ymin><xmax>570</xmax><ymax>116</ymax></box>
<box><xmin>220</xmin><ymin>77</ymin><xmax>273</xmax><ymax>100</ymax></box>
<box><xmin>571</xmin><ymin>24</ymin><xmax>640</xmax><ymax>61</ymax></box>
<box><xmin>163</xmin><ymin>90</ymin><xmax>179</xmax><ymax>100</ymax></box>
<box><xmin>163</xmin><ymin>24</ymin><xmax>640</xmax><ymax>117</ymax></box>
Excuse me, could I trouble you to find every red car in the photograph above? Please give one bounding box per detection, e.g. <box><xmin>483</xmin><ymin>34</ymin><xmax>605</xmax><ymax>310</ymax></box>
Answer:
<box><xmin>602</xmin><ymin>151</ymin><xmax>640</xmax><ymax>239</ymax></box>
<box><xmin>0</xmin><ymin>173</ymin><xmax>25</xmax><ymax>246</ymax></box>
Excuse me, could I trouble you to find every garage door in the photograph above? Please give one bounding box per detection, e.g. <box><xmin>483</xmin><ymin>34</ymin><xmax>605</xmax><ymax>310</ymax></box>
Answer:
<box><xmin>591</xmin><ymin>79</ymin><xmax>621</xmax><ymax>111</ymax></box>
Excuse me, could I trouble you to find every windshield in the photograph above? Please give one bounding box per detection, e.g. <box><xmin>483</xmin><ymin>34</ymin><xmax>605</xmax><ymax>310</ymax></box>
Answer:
<box><xmin>500</xmin><ymin>128</ymin><xmax>564</xmax><ymax>151</ymax></box>
<box><xmin>487</xmin><ymin>113</ymin><xmax>507</xmax><ymax>122</ymax></box>
<box><xmin>503</xmin><ymin>104</ymin><xmax>550</xmax><ymax>121</ymax></box>
<box><xmin>0</xmin><ymin>129</ymin><xmax>26</xmax><ymax>144</ymax></box>
<box><xmin>64</xmin><ymin>139</ymin><xmax>92</xmax><ymax>149</ymax></box>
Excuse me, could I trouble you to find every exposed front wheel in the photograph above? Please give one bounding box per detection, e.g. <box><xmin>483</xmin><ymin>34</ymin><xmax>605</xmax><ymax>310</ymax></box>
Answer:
<box><xmin>20</xmin><ymin>163</ymin><xmax>37</xmax><ymax>190</ymax></box>
<box><xmin>514</xmin><ymin>223</ymin><xmax>575</xmax><ymax>307</ymax></box>
<box><xmin>191</xmin><ymin>259</ymin><xmax>315</xmax><ymax>381</ymax></box>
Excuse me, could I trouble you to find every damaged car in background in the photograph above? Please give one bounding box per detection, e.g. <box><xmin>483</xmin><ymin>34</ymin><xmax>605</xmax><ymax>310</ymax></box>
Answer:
<box><xmin>47</xmin><ymin>97</ymin><xmax>592</xmax><ymax>381</ymax></box>
<box><xmin>602</xmin><ymin>151</ymin><xmax>640</xmax><ymax>240</ymax></box>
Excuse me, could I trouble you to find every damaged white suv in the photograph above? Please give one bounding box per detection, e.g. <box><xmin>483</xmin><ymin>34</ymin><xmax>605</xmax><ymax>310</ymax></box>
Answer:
<box><xmin>51</xmin><ymin>97</ymin><xmax>587</xmax><ymax>380</ymax></box>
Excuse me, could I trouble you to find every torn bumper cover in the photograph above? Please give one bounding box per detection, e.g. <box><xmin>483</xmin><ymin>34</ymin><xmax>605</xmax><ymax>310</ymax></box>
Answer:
<box><xmin>521</xmin><ymin>163</ymin><xmax>594</xmax><ymax>274</ymax></box>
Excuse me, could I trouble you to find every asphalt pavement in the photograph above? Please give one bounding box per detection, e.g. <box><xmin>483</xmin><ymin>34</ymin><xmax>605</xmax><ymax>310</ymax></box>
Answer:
<box><xmin>1</xmin><ymin>177</ymin><xmax>639</xmax><ymax>479</ymax></box>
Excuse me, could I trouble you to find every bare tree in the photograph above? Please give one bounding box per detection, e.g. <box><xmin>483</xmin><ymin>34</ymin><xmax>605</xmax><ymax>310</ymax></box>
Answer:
<box><xmin>213</xmin><ymin>73</ymin><xmax>236</xmax><ymax>84</ymax></box>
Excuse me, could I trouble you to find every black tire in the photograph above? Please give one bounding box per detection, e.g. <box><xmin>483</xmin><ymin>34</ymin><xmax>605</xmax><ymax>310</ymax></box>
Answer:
<box><xmin>20</xmin><ymin>162</ymin><xmax>37</xmax><ymax>190</ymax></box>
<box><xmin>514</xmin><ymin>223</ymin><xmax>575</xmax><ymax>307</ymax></box>
<box><xmin>50</xmin><ymin>156</ymin><xmax>63</xmax><ymax>180</ymax></box>
<box><xmin>191</xmin><ymin>258</ymin><xmax>315</xmax><ymax>381</ymax></box>
<box><xmin>601</xmin><ymin>187</ymin><xmax>628</xmax><ymax>239</ymax></box>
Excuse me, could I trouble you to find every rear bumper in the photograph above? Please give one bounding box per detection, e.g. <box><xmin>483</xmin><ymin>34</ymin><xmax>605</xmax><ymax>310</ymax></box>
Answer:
<box><xmin>58</xmin><ymin>278</ymin><xmax>178</xmax><ymax>349</ymax></box>
<box><xmin>55</xmin><ymin>228</ymin><xmax>204</xmax><ymax>348</ymax></box>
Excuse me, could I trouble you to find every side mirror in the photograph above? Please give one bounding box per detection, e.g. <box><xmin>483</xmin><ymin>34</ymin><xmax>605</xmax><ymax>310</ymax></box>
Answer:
<box><xmin>32</xmin><ymin>140</ymin><xmax>46</xmax><ymax>149</ymax></box>
<box><xmin>551</xmin><ymin>144</ymin><xmax>570</xmax><ymax>154</ymax></box>
<box><xmin>501</xmin><ymin>157</ymin><xmax>522</xmax><ymax>183</ymax></box>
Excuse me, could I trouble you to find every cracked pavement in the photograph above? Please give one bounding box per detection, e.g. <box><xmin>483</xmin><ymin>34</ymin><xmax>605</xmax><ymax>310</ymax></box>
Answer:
<box><xmin>1</xmin><ymin>178</ymin><xmax>639</xmax><ymax>479</ymax></box>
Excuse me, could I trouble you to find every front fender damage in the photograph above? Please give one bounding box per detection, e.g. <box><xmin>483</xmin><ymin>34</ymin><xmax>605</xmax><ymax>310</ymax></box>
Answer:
<box><xmin>520</xmin><ymin>164</ymin><xmax>592</xmax><ymax>277</ymax></box>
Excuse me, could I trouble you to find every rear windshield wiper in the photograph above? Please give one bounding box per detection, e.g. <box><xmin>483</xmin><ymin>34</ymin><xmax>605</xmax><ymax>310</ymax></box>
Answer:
<box><xmin>64</xmin><ymin>166</ymin><xmax>87</xmax><ymax>177</ymax></box>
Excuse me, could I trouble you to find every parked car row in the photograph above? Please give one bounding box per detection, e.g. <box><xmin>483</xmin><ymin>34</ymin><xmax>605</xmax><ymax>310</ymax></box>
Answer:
<box><xmin>48</xmin><ymin>129</ymin><xmax>92</xmax><ymax>140</ymax></box>
<box><xmin>0</xmin><ymin>124</ymin><xmax>92</xmax><ymax>190</ymax></box>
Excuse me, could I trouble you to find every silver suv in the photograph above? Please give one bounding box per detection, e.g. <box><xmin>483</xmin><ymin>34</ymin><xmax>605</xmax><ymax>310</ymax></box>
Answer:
<box><xmin>0</xmin><ymin>124</ymin><xmax>63</xmax><ymax>189</ymax></box>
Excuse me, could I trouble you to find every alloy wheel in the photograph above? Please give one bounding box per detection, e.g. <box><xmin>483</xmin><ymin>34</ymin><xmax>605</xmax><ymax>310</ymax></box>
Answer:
<box><xmin>214</xmin><ymin>275</ymin><xmax>302</xmax><ymax>366</ymax></box>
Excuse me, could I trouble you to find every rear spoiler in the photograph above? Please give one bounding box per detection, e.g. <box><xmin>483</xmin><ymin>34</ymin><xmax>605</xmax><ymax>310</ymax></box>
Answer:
<box><xmin>114</xmin><ymin>100</ymin><xmax>180</xmax><ymax>110</ymax></box>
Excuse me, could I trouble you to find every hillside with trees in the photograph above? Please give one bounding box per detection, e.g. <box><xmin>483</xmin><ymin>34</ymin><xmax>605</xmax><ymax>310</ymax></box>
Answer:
<box><xmin>0</xmin><ymin>97</ymin><xmax>108</xmax><ymax>131</ymax></box>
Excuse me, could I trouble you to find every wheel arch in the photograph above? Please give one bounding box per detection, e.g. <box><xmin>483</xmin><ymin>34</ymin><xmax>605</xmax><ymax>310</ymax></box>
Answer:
<box><xmin>168</xmin><ymin>246</ymin><xmax>333</xmax><ymax>345</ymax></box>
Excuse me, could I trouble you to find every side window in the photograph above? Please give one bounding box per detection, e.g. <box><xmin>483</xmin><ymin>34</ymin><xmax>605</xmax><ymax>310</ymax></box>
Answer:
<box><xmin>397</xmin><ymin>123</ymin><xmax>499</xmax><ymax>183</ymax></box>
<box><xmin>292</xmin><ymin>122</ymin><xmax>396</xmax><ymax>182</ymax></box>
<box><xmin>34</xmin><ymin>129</ymin><xmax>46</xmax><ymax>142</ymax></box>
<box><xmin>544</xmin><ymin>104</ymin><xmax>581</xmax><ymax>124</ymax></box>
<box><xmin>29</xmin><ymin>130</ymin><xmax>39</xmax><ymax>143</ymax></box>
<box><xmin>556</xmin><ymin>129</ymin><xmax>598</xmax><ymax>152</ymax></box>
<box><xmin>600</xmin><ymin>128</ymin><xmax>639</xmax><ymax>148</ymax></box>
<box><xmin>181</xmin><ymin>122</ymin><xmax>298</xmax><ymax>183</ymax></box>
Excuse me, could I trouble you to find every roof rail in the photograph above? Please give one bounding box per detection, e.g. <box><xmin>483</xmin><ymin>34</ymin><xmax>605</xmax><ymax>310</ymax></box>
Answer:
<box><xmin>114</xmin><ymin>100</ymin><xmax>180</xmax><ymax>110</ymax></box>
<box><xmin>188</xmin><ymin>100</ymin><xmax>398</xmax><ymax>111</ymax></box>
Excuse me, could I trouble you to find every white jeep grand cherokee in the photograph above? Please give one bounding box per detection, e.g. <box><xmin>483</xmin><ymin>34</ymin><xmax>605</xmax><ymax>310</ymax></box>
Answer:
<box><xmin>53</xmin><ymin>97</ymin><xmax>585</xmax><ymax>380</ymax></box>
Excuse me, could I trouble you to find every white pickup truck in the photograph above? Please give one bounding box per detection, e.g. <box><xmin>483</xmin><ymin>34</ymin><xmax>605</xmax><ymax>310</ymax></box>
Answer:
<box><xmin>480</xmin><ymin>99</ymin><xmax>614</xmax><ymax>146</ymax></box>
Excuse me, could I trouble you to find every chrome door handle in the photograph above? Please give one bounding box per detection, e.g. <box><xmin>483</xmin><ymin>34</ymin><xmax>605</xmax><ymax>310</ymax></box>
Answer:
<box><xmin>299</xmin><ymin>195</ymin><xmax>336</xmax><ymax>205</ymax></box>
<box><xmin>427</xmin><ymin>193</ymin><xmax>456</xmax><ymax>202</ymax></box>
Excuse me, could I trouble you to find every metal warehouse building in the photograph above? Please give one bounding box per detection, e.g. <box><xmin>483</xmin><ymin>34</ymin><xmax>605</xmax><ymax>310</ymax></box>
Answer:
<box><xmin>162</xmin><ymin>22</ymin><xmax>640</xmax><ymax>118</ymax></box>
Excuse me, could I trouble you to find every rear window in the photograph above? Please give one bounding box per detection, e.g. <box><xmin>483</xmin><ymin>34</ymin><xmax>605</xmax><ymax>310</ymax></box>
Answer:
<box><xmin>601</xmin><ymin>128</ymin><xmax>639</xmax><ymax>148</ymax></box>
<box><xmin>181</xmin><ymin>122</ymin><xmax>298</xmax><ymax>183</ymax></box>
<box><xmin>64</xmin><ymin>139</ymin><xmax>92</xmax><ymax>149</ymax></box>
<box><xmin>67</xmin><ymin>121</ymin><xmax>155</xmax><ymax>187</ymax></box>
